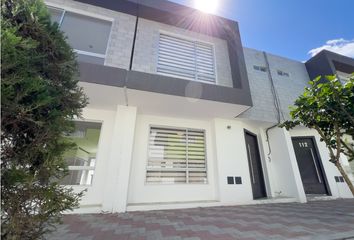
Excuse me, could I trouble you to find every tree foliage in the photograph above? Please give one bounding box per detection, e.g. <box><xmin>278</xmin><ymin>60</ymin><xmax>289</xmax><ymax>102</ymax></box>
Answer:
<box><xmin>281</xmin><ymin>75</ymin><xmax>354</xmax><ymax>195</ymax></box>
<box><xmin>1</xmin><ymin>0</ymin><xmax>88</xmax><ymax>238</ymax></box>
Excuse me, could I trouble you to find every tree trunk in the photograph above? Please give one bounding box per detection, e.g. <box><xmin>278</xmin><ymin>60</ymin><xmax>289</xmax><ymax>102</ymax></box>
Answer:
<box><xmin>335</xmin><ymin>161</ymin><xmax>354</xmax><ymax>196</ymax></box>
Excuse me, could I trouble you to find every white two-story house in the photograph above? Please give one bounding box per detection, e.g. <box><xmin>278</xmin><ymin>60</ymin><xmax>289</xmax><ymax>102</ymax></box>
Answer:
<box><xmin>45</xmin><ymin>0</ymin><xmax>354</xmax><ymax>213</ymax></box>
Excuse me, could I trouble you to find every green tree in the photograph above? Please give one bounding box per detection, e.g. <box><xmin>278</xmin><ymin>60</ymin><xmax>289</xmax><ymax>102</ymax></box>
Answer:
<box><xmin>281</xmin><ymin>75</ymin><xmax>354</xmax><ymax>196</ymax></box>
<box><xmin>1</xmin><ymin>0</ymin><xmax>88</xmax><ymax>239</ymax></box>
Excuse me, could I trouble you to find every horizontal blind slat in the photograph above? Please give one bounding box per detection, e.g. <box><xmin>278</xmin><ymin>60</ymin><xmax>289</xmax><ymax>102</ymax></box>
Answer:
<box><xmin>160</xmin><ymin>34</ymin><xmax>195</xmax><ymax>47</ymax></box>
<box><xmin>158</xmin><ymin>59</ymin><xmax>196</xmax><ymax>70</ymax></box>
<box><xmin>159</xmin><ymin>48</ymin><xmax>196</xmax><ymax>59</ymax></box>
<box><xmin>157</xmin><ymin>66</ymin><xmax>195</xmax><ymax>79</ymax></box>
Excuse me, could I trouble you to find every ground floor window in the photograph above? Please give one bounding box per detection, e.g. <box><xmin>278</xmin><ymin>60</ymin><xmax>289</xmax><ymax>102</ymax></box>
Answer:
<box><xmin>61</xmin><ymin>121</ymin><xmax>102</xmax><ymax>186</ymax></box>
<box><xmin>146</xmin><ymin>126</ymin><xmax>207</xmax><ymax>184</ymax></box>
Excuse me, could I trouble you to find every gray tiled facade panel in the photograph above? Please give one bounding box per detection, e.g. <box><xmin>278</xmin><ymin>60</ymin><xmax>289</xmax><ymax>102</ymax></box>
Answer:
<box><xmin>45</xmin><ymin>0</ymin><xmax>136</xmax><ymax>70</ymax></box>
<box><xmin>241</xmin><ymin>47</ymin><xmax>311</xmax><ymax>123</ymax></box>
<box><xmin>132</xmin><ymin>18</ymin><xmax>234</xmax><ymax>88</ymax></box>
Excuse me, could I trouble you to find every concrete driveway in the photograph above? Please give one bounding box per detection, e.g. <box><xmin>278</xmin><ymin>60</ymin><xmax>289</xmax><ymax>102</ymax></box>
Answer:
<box><xmin>48</xmin><ymin>199</ymin><xmax>354</xmax><ymax>240</ymax></box>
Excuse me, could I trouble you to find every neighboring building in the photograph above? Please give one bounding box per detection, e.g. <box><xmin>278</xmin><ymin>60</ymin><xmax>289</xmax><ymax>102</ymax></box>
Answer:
<box><xmin>45</xmin><ymin>0</ymin><xmax>354</xmax><ymax>213</ymax></box>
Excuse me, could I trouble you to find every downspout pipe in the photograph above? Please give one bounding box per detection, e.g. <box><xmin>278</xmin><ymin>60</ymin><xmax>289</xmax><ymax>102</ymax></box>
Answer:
<box><xmin>124</xmin><ymin>0</ymin><xmax>140</xmax><ymax>106</ymax></box>
<box><xmin>265</xmin><ymin>124</ymin><xmax>278</xmax><ymax>161</ymax></box>
<box><xmin>263</xmin><ymin>51</ymin><xmax>282</xmax><ymax>161</ymax></box>
<box><xmin>129</xmin><ymin>2</ymin><xmax>139</xmax><ymax>71</ymax></box>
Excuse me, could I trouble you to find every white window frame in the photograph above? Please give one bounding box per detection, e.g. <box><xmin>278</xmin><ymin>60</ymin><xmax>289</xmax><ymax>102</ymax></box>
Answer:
<box><xmin>46</xmin><ymin>4</ymin><xmax>113</xmax><ymax>62</ymax></box>
<box><xmin>156</xmin><ymin>31</ymin><xmax>218</xmax><ymax>85</ymax></box>
<box><xmin>63</xmin><ymin>119</ymin><xmax>103</xmax><ymax>187</ymax></box>
<box><xmin>145</xmin><ymin>125</ymin><xmax>208</xmax><ymax>185</ymax></box>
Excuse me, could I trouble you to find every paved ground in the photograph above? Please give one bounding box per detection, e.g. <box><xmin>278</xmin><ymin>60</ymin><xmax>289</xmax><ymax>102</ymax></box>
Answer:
<box><xmin>48</xmin><ymin>199</ymin><xmax>354</xmax><ymax>240</ymax></box>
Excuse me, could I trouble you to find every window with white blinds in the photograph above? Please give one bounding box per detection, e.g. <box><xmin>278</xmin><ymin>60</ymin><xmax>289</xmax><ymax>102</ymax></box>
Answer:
<box><xmin>157</xmin><ymin>34</ymin><xmax>216</xmax><ymax>84</ymax></box>
<box><xmin>146</xmin><ymin>126</ymin><xmax>207</xmax><ymax>184</ymax></box>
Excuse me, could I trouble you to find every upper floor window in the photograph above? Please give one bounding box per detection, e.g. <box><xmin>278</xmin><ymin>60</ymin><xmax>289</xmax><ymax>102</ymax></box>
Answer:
<box><xmin>277</xmin><ymin>70</ymin><xmax>290</xmax><ymax>77</ymax></box>
<box><xmin>146</xmin><ymin>126</ymin><xmax>207</xmax><ymax>184</ymax></box>
<box><xmin>61</xmin><ymin>121</ymin><xmax>102</xmax><ymax>186</ymax></box>
<box><xmin>157</xmin><ymin>34</ymin><xmax>216</xmax><ymax>84</ymax></box>
<box><xmin>47</xmin><ymin>6</ymin><xmax>112</xmax><ymax>65</ymax></box>
<box><xmin>253</xmin><ymin>65</ymin><xmax>267</xmax><ymax>72</ymax></box>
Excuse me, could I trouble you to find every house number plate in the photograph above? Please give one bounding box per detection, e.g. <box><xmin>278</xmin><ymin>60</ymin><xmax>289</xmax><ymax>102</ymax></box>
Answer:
<box><xmin>299</xmin><ymin>142</ymin><xmax>308</xmax><ymax>148</ymax></box>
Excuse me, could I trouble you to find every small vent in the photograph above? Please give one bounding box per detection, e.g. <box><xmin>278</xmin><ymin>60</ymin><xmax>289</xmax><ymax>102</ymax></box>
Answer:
<box><xmin>253</xmin><ymin>65</ymin><xmax>267</xmax><ymax>72</ymax></box>
<box><xmin>277</xmin><ymin>70</ymin><xmax>290</xmax><ymax>77</ymax></box>
<box><xmin>235</xmin><ymin>177</ymin><xmax>242</xmax><ymax>184</ymax></box>
<box><xmin>227</xmin><ymin>176</ymin><xmax>234</xmax><ymax>184</ymax></box>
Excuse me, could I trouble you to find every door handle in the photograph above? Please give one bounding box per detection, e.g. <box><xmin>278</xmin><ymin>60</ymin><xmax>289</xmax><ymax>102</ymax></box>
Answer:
<box><xmin>247</xmin><ymin>144</ymin><xmax>256</xmax><ymax>184</ymax></box>
<box><xmin>309</xmin><ymin>148</ymin><xmax>322</xmax><ymax>183</ymax></box>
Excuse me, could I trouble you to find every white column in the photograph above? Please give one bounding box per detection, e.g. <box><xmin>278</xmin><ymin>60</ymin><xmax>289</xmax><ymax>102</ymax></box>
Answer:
<box><xmin>102</xmin><ymin>105</ymin><xmax>137</xmax><ymax>213</ymax></box>
<box><xmin>267</xmin><ymin>128</ymin><xmax>307</xmax><ymax>203</ymax></box>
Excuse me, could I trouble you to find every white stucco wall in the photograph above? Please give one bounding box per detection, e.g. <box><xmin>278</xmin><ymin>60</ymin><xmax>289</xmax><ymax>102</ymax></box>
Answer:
<box><xmin>264</xmin><ymin>128</ymin><xmax>306</xmax><ymax>202</ymax></box>
<box><xmin>213</xmin><ymin>119</ymin><xmax>268</xmax><ymax>204</ymax></box>
<box><xmin>103</xmin><ymin>106</ymin><xmax>137</xmax><ymax>213</ymax></box>
<box><xmin>132</xmin><ymin>18</ymin><xmax>233</xmax><ymax>87</ymax></box>
<box><xmin>71</xmin><ymin>107</ymin><xmax>353</xmax><ymax>214</ymax></box>
<box><xmin>127</xmin><ymin>114</ymin><xmax>218</xmax><ymax>204</ymax></box>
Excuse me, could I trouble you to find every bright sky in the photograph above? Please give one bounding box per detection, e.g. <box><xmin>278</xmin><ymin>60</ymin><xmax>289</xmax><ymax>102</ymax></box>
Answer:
<box><xmin>170</xmin><ymin>0</ymin><xmax>354</xmax><ymax>61</ymax></box>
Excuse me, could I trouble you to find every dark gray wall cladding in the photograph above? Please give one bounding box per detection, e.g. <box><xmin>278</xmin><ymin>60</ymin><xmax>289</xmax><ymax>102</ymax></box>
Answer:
<box><xmin>333</xmin><ymin>61</ymin><xmax>354</xmax><ymax>73</ymax></box>
<box><xmin>79</xmin><ymin>62</ymin><xmax>127</xmax><ymax>87</ymax></box>
<box><xmin>127</xmin><ymin>71</ymin><xmax>253</xmax><ymax>105</ymax></box>
<box><xmin>305</xmin><ymin>50</ymin><xmax>354</xmax><ymax>81</ymax></box>
<box><xmin>305</xmin><ymin>52</ymin><xmax>335</xmax><ymax>81</ymax></box>
<box><xmin>74</xmin><ymin>0</ymin><xmax>252</xmax><ymax>105</ymax></box>
<box><xmin>78</xmin><ymin>63</ymin><xmax>252</xmax><ymax>105</ymax></box>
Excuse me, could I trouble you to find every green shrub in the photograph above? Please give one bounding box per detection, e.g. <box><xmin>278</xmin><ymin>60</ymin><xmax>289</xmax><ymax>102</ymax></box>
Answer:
<box><xmin>1</xmin><ymin>0</ymin><xmax>88</xmax><ymax>238</ymax></box>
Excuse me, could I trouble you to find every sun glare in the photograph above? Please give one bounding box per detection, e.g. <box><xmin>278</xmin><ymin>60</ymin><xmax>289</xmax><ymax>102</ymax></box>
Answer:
<box><xmin>194</xmin><ymin>0</ymin><xmax>218</xmax><ymax>14</ymax></box>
